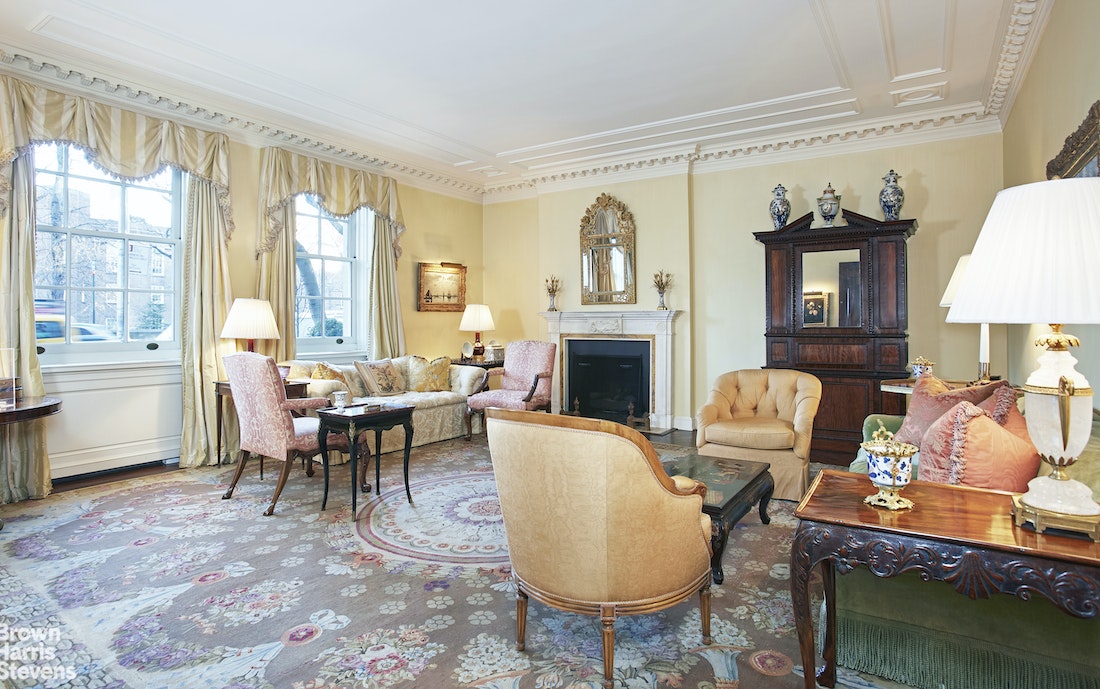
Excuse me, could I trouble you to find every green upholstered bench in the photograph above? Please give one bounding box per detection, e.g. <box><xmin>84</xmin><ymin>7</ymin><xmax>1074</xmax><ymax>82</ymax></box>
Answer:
<box><xmin>837</xmin><ymin>414</ymin><xmax>1100</xmax><ymax>689</ymax></box>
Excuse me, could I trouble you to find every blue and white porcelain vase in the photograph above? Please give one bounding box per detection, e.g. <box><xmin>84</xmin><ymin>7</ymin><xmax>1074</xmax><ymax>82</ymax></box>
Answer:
<box><xmin>769</xmin><ymin>183</ymin><xmax>791</xmax><ymax>229</ymax></box>
<box><xmin>817</xmin><ymin>182</ymin><xmax>841</xmax><ymax>227</ymax></box>
<box><xmin>879</xmin><ymin>169</ymin><xmax>905</xmax><ymax>221</ymax></box>
<box><xmin>861</xmin><ymin>422</ymin><xmax>918</xmax><ymax>510</ymax></box>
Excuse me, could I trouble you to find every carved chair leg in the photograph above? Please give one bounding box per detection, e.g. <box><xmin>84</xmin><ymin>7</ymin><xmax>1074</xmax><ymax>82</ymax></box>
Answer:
<box><xmin>515</xmin><ymin>586</ymin><xmax>528</xmax><ymax>651</ymax></box>
<box><xmin>464</xmin><ymin>408</ymin><xmax>473</xmax><ymax>441</ymax></box>
<box><xmin>600</xmin><ymin>604</ymin><xmax>616</xmax><ymax>689</ymax></box>
<box><xmin>700</xmin><ymin>583</ymin><xmax>713</xmax><ymax>645</ymax></box>
<box><xmin>263</xmin><ymin>453</ymin><xmax>295</xmax><ymax>516</ymax></box>
<box><xmin>222</xmin><ymin>450</ymin><xmax>250</xmax><ymax>499</ymax></box>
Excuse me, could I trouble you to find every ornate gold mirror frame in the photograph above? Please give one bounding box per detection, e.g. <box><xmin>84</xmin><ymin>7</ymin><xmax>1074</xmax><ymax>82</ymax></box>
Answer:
<box><xmin>1047</xmin><ymin>100</ymin><xmax>1100</xmax><ymax>179</ymax></box>
<box><xmin>580</xmin><ymin>193</ymin><xmax>636</xmax><ymax>305</ymax></box>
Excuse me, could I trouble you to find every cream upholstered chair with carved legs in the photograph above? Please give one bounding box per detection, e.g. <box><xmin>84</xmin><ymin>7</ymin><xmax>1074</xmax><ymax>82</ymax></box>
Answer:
<box><xmin>696</xmin><ymin>368</ymin><xmax>822</xmax><ymax>501</ymax></box>
<box><xmin>221</xmin><ymin>352</ymin><xmax>361</xmax><ymax>516</ymax></box>
<box><xmin>486</xmin><ymin>408</ymin><xmax>713</xmax><ymax>688</ymax></box>
<box><xmin>465</xmin><ymin>340</ymin><xmax>556</xmax><ymax>439</ymax></box>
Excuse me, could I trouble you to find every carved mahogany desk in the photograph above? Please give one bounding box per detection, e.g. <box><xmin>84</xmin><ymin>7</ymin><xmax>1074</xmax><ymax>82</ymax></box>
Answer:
<box><xmin>790</xmin><ymin>470</ymin><xmax>1100</xmax><ymax>689</ymax></box>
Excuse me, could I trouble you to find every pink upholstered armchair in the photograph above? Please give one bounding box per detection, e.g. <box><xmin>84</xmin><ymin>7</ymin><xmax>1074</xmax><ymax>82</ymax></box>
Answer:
<box><xmin>465</xmin><ymin>340</ymin><xmax>556</xmax><ymax>439</ymax></box>
<box><xmin>221</xmin><ymin>352</ymin><xmax>358</xmax><ymax>516</ymax></box>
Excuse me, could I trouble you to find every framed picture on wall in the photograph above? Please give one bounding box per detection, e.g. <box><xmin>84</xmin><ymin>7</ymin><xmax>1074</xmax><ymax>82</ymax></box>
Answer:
<box><xmin>1047</xmin><ymin>100</ymin><xmax>1099</xmax><ymax>179</ymax></box>
<box><xmin>802</xmin><ymin>291</ymin><xmax>829</xmax><ymax>327</ymax></box>
<box><xmin>417</xmin><ymin>262</ymin><xmax>467</xmax><ymax>312</ymax></box>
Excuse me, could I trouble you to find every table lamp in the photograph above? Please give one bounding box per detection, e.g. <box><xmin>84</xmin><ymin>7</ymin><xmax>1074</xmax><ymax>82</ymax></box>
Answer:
<box><xmin>221</xmin><ymin>298</ymin><xmax>281</xmax><ymax>352</ymax></box>
<box><xmin>459</xmin><ymin>304</ymin><xmax>495</xmax><ymax>361</ymax></box>
<box><xmin>947</xmin><ymin>178</ymin><xmax>1100</xmax><ymax>534</ymax></box>
<box><xmin>939</xmin><ymin>254</ymin><xmax>991</xmax><ymax>382</ymax></box>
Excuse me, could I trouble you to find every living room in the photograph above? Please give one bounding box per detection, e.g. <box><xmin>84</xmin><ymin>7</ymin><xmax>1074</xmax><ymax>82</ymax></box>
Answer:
<box><xmin>1</xmin><ymin>1</ymin><xmax>1094</xmax><ymax>482</ymax></box>
<box><xmin>1</xmin><ymin>3</ymin><xmax>1099</xmax><ymax>688</ymax></box>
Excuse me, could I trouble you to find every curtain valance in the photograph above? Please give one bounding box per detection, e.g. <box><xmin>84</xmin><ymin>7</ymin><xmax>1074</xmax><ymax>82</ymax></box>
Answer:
<box><xmin>0</xmin><ymin>75</ymin><xmax>232</xmax><ymax>234</ymax></box>
<box><xmin>258</xmin><ymin>147</ymin><xmax>405</xmax><ymax>257</ymax></box>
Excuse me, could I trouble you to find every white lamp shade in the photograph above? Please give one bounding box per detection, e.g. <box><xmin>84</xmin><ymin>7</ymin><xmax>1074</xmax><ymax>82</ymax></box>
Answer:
<box><xmin>220</xmin><ymin>298</ymin><xmax>281</xmax><ymax>341</ymax></box>
<box><xmin>946</xmin><ymin>178</ymin><xmax>1100</xmax><ymax>325</ymax></box>
<box><xmin>938</xmin><ymin>254</ymin><xmax>970</xmax><ymax>307</ymax></box>
<box><xmin>459</xmin><ymin>304</ymin><xmax>495</xmax><ymax>332</ymax></box>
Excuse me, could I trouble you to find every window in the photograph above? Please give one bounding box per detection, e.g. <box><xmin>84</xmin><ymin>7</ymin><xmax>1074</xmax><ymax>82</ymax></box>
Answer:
<box><xmin>294</xmin><ymin>195</ymin><xmax>374</xmax><ymax>352</ymax></box>
<box><xmin>32</xmin><ymin>143</ymin><xmax>183</xmax><ymax>360</ymax></box>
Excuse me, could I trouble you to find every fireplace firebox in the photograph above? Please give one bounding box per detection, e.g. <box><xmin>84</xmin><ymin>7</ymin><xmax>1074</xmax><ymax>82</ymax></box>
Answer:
<box><xmin>565</xmin><ymin>339</ymin><xmax>650</xmax><ymax>424</ymax></box>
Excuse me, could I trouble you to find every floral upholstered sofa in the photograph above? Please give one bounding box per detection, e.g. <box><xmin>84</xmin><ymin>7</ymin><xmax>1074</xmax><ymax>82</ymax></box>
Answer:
<box><xmin>840</xmin><ymin>375</ymin><xmax>1100</xmax><ymax>689</ymax></box>
<box><xmin>282</xmin><ymin>356</ymin><xmax>488</xmax><ymax>455</ymax></box>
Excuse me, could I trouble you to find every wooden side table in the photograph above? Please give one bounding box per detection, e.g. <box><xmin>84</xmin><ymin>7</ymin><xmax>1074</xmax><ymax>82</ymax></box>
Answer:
<box><xmin>214</xmin><ymin>380</ymin><xmax>309</xmax><ymax>464</ymax></box>
<box><xmin>0</xmin><ymin>396</ymin><xmax>62</xmax><ymax>532</ymax></box>
<box><xmin>790</xmin><ymin>470</ymin><xmax>1100</xmax><ymax>689</ymax></box>
<box><xmin>316</xmin><ymin>403</ymin><xmax>415</xmax><ymax>513</ymax></box>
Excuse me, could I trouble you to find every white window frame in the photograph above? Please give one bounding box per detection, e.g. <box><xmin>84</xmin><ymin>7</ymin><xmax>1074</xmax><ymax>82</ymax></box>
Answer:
<box><xmin>31</xmin><ymin>143</ymin><xmax>184</xmax><ymax>365</ymax></box>
<box><xmin>293</xmin><ymin>195</ymin><xmax>374</xmax><ymax>356</ymax></box>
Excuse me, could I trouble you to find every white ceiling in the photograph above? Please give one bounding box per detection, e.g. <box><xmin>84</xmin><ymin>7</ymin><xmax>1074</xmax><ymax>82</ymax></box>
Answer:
<box><xmin>0</xmin><ymin>0</ymin><xmax>1049</xmax><ymax>199</ymax></box>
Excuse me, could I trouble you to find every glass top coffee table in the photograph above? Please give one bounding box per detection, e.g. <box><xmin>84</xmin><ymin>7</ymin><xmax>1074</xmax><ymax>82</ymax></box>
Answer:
<box><xmin>662</xmin><ymin>452</ymin><xmax>774</xmax><ymax>584</ymax></box>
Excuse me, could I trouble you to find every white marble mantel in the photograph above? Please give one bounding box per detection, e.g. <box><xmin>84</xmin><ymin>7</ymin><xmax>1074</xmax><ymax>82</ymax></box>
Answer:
<box><xmin>541</xmin><ymin>310</ymin><xmax>680</xmax><ymax>429</ymax></box>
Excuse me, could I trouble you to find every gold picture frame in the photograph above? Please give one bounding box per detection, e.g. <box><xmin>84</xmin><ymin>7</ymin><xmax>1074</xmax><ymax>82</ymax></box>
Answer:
<box><xmin>803</xmin><ymin>291</ymin><xmax>829</xmax><ymax>327</ymax></box>
<box><xmin>1047</xmin><ymin>100</ymin><xmax>1100</xmax><ymax>179</ymax></box>
<box><xmin>417</xmin><ymin>262</ymin><xmax>466</xmax><ymax>312</ymax></box>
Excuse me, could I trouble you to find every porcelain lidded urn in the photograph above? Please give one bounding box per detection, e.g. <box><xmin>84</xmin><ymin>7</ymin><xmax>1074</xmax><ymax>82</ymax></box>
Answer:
<box><xmin>879</xmin><ymin>169</ymin><xmax>905</xmax><ymax>221</ymax></box>
<box><xmin>817</xmin><ymin>182</ymin><xmax>841</xmax><ymax>227</ymax></box>
<box><xmin>861</xmin><ymin>421</ymin><xmax>918</xmax><ymax>510</ymax></box>
<box><xmin>769</xmin><ymin>183</ymin><xmax>791</xmax><ymax>229</ymax></box>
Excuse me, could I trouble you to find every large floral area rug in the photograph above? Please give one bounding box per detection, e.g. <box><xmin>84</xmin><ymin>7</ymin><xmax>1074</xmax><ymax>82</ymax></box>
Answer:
<box><xmin>0</xmin><ymin>437</ymin><xmax>899</xmax><ymax>689</ymax></box>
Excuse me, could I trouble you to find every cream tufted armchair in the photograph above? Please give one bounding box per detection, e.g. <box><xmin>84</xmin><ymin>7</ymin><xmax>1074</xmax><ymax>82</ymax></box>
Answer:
<box><xmin>696</xmin><ymin>368</ymin><xmax>822</xmax><ymax>501</ymax></box>
<box><xmin>486</xmin><ymin>408</ymin><xmax>713</xmax><ymax>688</ymax></box>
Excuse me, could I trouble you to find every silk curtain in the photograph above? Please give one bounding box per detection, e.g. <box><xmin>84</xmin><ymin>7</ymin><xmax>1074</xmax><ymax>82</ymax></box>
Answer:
<box><xmin>0</xmin><ymin>74</ymin><xmax>234</xmax><ymax>479</ymax></box>
<box><xmin>257</xmin><ymin>147</ymin><xmax>407</xmax><ymax>360</ymax></box>
<box><xmin>0</xmin><ymin>153</ymin><xmax>51</xmax><ymax>503</ymax></box>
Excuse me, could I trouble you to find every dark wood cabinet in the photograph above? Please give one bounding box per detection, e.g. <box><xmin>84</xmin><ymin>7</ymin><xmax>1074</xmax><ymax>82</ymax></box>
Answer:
<box><xmin>754</xmin><ymin>209</ymin><xmax>917</xmax><ymax>465</ymax></box>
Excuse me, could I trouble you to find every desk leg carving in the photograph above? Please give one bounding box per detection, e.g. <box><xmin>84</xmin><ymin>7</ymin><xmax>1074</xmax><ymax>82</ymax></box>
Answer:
<box><xmin>791</xmin><ymin>521</ymin><xmax>832</xmax><ymax>688</ymax></box>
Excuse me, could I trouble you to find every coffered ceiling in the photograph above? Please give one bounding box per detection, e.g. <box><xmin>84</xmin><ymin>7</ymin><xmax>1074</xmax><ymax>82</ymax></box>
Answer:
<box><xmin>0</xmin><ymin>1</ymin><xmax>1049</xmax><ymax>199</ymax></box>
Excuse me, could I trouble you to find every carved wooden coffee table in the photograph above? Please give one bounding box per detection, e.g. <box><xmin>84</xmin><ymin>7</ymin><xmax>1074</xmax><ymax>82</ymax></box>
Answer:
<box><xmin>790</xmin><ymin>470</ymin><xmax>1100</xmax><ymax>689</ymax></box>
<box><xmin>662</xmin><ymin>453</ymin><xmax>773</xmax><ymax>584</ymax></box>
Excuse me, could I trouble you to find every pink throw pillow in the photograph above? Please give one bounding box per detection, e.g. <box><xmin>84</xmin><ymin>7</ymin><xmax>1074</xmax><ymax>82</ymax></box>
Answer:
<box><xmin>893</xmin><ymin>376</ymin><xmax>1008</xmax><ymax>446</ymax></box>
<box><xmin>919</xmin><ymin>401</ymin><xmax>1040</xmax><ymax>492</ymax></box>
<box><xmin>976</xmin><ymin>383</ymin><xmax>1029</xmax><ymax>441</ymax></box>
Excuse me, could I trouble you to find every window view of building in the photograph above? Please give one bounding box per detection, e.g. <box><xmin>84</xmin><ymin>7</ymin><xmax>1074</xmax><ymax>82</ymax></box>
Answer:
<box><xmin>31</xmin><ymin>142</ymin><xmax>182</xmax><ymax>354</ymax></box>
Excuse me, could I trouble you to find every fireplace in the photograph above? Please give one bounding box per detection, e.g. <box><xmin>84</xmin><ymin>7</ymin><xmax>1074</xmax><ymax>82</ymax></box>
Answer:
<box><xmin>541</xmin><ymin>310</ymin><xmax>680</xmax><ymax>430</ymax></box>
<box><xmin>564</xmin><ymin>339</ymin><xmax>650</xmax><ymax>423</ymax></box>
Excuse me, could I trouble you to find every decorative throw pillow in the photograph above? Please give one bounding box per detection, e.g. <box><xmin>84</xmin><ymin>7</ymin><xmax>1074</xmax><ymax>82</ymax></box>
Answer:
<box><xmin>311</xmin><ymin>362</ymin><xmax>348</xmax><ymax>386</ymax></box>
<box><xmin>355</xmin><ymin>359</ymin><xmax>405</xmax><ymax>396</ymax></box>
<box><xmin>919</xmin><ymin>400</ymin><xmax>1040</xmax><ymax>492</ymax></box>
<box><xmin>976</xmin><ymin>383</ymin><xmax>1029</xmax><ymax>441</ymax></box>
<box><xmin>407</xmin><ymin>356</ymin><xmax>451</xmax><ymax>392</ymax></box>
<box><xmin>893</xmin><ymin>376</ymin><xmax>1009</xmax><ymax>446</ymax></box>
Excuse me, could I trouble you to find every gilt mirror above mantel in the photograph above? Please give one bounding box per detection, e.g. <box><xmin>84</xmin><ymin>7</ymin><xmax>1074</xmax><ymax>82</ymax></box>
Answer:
<box><xmin>580</xmin><ymin>193</ymin><xmax>636</xmax><ymax>305</ymax></box>
<box><xmin>754</xmin><ymin>208</ymin><xmax>918</xmax><ymax>465</ymax></box>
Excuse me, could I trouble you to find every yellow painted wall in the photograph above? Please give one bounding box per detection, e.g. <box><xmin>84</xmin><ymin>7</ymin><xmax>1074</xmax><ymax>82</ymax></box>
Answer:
<box><xmin>1001</xmin><ymin>0</ymin><xmax>1100</xmax><ymax>388</ymax></box>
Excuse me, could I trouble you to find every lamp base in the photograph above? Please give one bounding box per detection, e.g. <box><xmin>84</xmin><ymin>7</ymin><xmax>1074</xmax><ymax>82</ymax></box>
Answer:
<box><xmin>1019</xmin><ymin>474</ymin><xmax>1100</xmax><ymax>516</ymax></box>
<box><xmin>1012</xmin><ymin>494</ymin><xmax>1100</xmax><ymax>542</ymax></box>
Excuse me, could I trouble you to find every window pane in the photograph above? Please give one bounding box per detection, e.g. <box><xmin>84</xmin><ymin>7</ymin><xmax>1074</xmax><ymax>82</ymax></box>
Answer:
<box><xmin>136</xmin><ymin>168</ymin><xmax>173</xmax><ymax>192</ymax></box>
<box><xmin>327</xmin><ymin>260</ymin><xmax>350</xmax><ymax>298</ymax></box>
<box><xmin>322</xmin><ymin>300</ymin><xmax>349</xmax><ymax>337</ymax></box>
<box><xmin>35</xmin><ymin>173</ymin><xmax>65</xmax><ymax>226</ymax></box>
<box><xmin>296</xmin><ymin>297</ymin><xmax>322</xmax><ymax>337</ymax></box>
<box><xmin>128</xmin><ymin>241</ymin><xmax>174</xmax><ymax>291</ymax></box>
<box><xmin>129</xmin><ymin>292</ymin><xmax>173</xmax><ymax>341</ymax></box>
<box><xmin>67</xmin><ymin>177</ymin><xmax>121</xmax><ymax>232</ymax></box>
<box><xmin>297</xmin><ymin>257</ymin><xmax>324</xmax><ymax>298</ymax></box>
<box><xmin>70</xmin><ymin>289</ymin><xmax>123</xmax><ymax>336</ymax></box>
<box><xmin>34</xmin><ymin>143</ymin><xmax>62</xmax><ymax>173</ymax></box>
<box><xmin>319</xmin><ymin>218</ymin><xmax>348</xmax><ymax>256</ymax></box>
<box><xmin>296</xmin><ymin>212</ymin><xmax>322</xmax><ymax>255</ymax></box>
<box><xmin>70</xmin><ymin>236</ymin><xmax>124</xmax><ymax>288</ymax></box>
<box><xmin>126</xmin><ymin>187</ymin><xmax>174</xmax><ymax>237</ymax></box>
<box><xmin>34</xmin><ymin>231</ymin><xmax>67</xmax><ymax>287</ymax></box>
